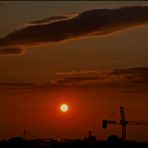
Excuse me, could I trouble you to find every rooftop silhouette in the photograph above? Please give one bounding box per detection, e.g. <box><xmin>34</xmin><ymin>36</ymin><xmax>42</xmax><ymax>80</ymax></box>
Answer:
<box><xmin>0</xmin><ymin>133</ymin><xmax>148</xmax><ymax>148</ymax></box>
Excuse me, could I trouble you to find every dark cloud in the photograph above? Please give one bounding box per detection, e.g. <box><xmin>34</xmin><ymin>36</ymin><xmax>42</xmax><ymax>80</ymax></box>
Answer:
<box><xmin>111</xmin><ymin>67</ymin><xmax>148</xmax><ymax>75</ymax></box>
<box><xmin>0</xmin><ymin>6</ymin><xmax>148</xmax><ymax>49</ymax></box>
<box><xmin>111</xmin><ymin>67</ymin><xmax>148</xmax><ymax>84</ymax></box>
<box><xmin>0</xmin><ymin>47</ymin><xmax>24</xmax><ymax>55</ymax></box>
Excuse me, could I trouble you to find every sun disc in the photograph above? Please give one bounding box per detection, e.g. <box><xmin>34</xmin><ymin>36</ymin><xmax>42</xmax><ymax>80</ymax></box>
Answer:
<box><xmin>60</xmin><ymin>104</ymin><xmax>69</xmax><ymax>112</ymax></box>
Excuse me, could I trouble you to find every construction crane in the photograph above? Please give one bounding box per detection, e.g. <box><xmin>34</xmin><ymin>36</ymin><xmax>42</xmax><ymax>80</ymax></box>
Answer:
<box><xmin>102</xmin><ymin>106</ymin><xmax>148</xmax><ymax>141</ymax></box>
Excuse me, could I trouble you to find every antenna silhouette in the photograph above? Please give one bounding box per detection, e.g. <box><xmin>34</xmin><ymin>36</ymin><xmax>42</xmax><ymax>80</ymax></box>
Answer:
<box><xmin>102</xmin><ymin>106</ymin><xmax>148</xmax><ymax>141</ymax></box>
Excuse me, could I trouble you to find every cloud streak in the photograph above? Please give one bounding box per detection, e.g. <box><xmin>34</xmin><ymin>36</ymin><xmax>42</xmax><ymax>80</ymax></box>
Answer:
<box><xmin>0</xmin><ymin>47</ymin><xmax>24</xmax><ymax>55</ymax></box>
<box><xmin>0</xmin><ymin>82</ymin><xmax>36</xmax><ymax>89</ymax></box>
<box><xmin>28</xmin><ymin>14</ymin><xmax>78</xmax><ymax>26</ymax></box>
<box><xmin>0</xmin><ymin>6</ymin><xmax>148</xmax><ymax>50</ymax></box>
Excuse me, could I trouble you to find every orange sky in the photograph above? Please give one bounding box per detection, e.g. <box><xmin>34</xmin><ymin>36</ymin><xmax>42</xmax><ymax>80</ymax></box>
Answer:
<box><xmin>0</xmin><ymin>87</ymin><xmax>148</xmax><ymax>141</ymax></box>
<box><xmin>0</xmin><ymin>1</ymin><xmax>148</xmax><ymax>141</ymax></box>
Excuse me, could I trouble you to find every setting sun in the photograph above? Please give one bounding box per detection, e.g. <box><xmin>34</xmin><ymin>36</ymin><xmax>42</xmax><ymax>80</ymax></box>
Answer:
<box><xmin>60</xmin><ymin>104</ymin><xmax>69</xmax><ymax>112</ymax></box>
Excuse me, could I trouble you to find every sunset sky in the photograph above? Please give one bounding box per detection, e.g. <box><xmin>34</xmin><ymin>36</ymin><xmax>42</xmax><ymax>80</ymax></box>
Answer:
<box><xmin>0</xmin><ymin>1</ymin><xmax>148</xmax><ymax>141</ymax></box>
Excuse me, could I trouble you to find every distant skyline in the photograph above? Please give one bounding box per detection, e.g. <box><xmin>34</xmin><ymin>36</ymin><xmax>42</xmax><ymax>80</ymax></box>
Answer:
<box><xmin>0</xmin><ymin>1</ymin><xmax>148</xmax><ymax>141</ymax></box>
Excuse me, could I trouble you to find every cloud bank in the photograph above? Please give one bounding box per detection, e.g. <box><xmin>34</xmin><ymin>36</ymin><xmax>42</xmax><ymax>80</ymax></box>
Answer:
<box><xmin>0</xmin><ymin>5</ymin><xmax>148</xmax><ymax>51</ymax></box>
<box><xmin>1</xmin><ymin>67</ymin><xmax>148</xmax><ymax>93</ymax></box>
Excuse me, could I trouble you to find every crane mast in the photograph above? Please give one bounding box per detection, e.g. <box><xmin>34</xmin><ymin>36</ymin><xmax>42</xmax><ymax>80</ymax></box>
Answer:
<box><xmin>102</xmin><ymin>106</ymin><xmax>148</xmax><ymax>141</ymax></box>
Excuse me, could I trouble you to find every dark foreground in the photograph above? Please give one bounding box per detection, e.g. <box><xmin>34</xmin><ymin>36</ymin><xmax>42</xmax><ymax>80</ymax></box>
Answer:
<box><xmin>0</xmin><ymin>135</ymin><xmax>148</xmax><ymax>148</ymax></box>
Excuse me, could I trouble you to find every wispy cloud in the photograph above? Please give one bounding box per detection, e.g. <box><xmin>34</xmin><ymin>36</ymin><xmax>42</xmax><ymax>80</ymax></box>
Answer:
<box><xmin>1</xmin><ymin>67</ymin><xmax>147</xmax><ymax>93</ymax></box>
<box><xmin>48</xmin><ymin>67</ymin><xmax>148</xmax><ymax>93</ymax></box>
<box><xmin>0</xmin><ymin>5</ymin><xmax>148</xmax><ymax>51</ymax></box>
<box><xmin>54</xmin><ymin>70</ymin><xmax>105</xmax><ymax>76</ymax></box>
